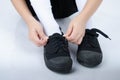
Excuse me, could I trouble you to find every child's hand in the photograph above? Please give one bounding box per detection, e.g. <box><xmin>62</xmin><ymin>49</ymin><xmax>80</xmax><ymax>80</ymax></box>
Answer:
<box><xmin>28</xmin><ymin>20</ymin><xmax>48</xmax><ymax>46</ymax></box>
<box><xmin>64</xmin><ymin>15</ymin><xmax>86</xmax><ymax>45</ymax></box>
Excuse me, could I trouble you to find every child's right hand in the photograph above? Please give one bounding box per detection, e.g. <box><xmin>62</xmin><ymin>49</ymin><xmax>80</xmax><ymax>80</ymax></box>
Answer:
<box><xmin>28</xmin><ymin>19</ymin><xmax>48</xmax><ymax>47</ymax></box>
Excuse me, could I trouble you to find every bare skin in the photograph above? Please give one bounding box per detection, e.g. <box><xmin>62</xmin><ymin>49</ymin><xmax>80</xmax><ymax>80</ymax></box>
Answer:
<box><xmin>11</xmin><ymin>0</ymin><xmax>48</xmax><ymax>46</ymax></box>
<box><xmin>11</xmin><ymin>0</ymin><xmax>102</xmax><ymax>46</ymax></box>
<box><xmin>64</xmin><ymin>0</ymin><xmax>103</xmax><ymax>44</ymax></box>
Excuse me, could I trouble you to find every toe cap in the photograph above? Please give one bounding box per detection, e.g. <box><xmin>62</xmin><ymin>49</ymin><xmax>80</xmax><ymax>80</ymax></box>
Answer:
<box><xmin>49</xmin><ymin>57</ymin><xmax>72</xmax><ymax>67</ymax></box>
<box><xmin>77</xmin><ymin>50</ymin><xmax>102</xmax><ymax>67</ymax></box>
<box><xmin>47</xmin><ymin>57</ymin><xmax>72</xmax><ymax>73</ymax></box>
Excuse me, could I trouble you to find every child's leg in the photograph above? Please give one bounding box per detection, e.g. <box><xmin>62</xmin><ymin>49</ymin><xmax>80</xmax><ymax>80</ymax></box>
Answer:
<box><xmin>30</xmin><ymin>0</ymin><xmax>61</xmax><ymax>36</ymax></box>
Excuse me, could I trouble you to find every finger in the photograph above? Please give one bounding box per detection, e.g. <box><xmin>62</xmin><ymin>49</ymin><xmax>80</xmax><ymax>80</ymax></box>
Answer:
<box><xmin>77</xmin><ymin>34</ymin><xmax>84</xmax><ymax>45</ymax></box>
<box><xmin>36</xmin><ymin>27</ymin><xmax>48</xmax><ymax>46</ymax></box>
<box><xmin>78</xmin><ymin>37</ymin><xmax>83</xmax><ymax>45</ymax></box>
<box><xmin>66</xmin><ymin>26</ymin><xmax>78</xmax><ymax>41</ymax></box>
<box><xmin>37</xmin><ymin>29</ymin><xmax>48</xmax><ymax>41</ymax></box>
<box><xmin>30</xmin><ymin>31</ymin><xmax>43</xmax><ymax>46</ymax></box>
<box><xmin>74</xmin><ymin>32</ymin><xmax>84</xmax><ymax>44</ymax></box>
<box><xmin>67</xmin><ymin>34</ymin><xmax>75</xmax><ymax>42</ymax></box>
<box><xmin>33</xmin><ymin>36</ymin><xmax>42</xmax><ymax>46</ymax></box>
<box><xmin>64</xmin><ymin>24</ymin><xmax>73</xmax><ymax>37</ymax></box>
<box><xmin>30</xmin><ymin>31</ymin><xmax>40</xmax><ymax>41</ymax></box>
<box><xmin>35</xmin><ymin>38</ymin><xmax>47</xmax><ymax>46</ymax></box>
<box><xmin>41</xmin><ymin>33</ymin><xmax>49</xmax><ymax>42</ymax></box>
<box><xmin>75</xmin><ymin>30</ymin><xmax>85</xmax><ymax>44</ymax></box>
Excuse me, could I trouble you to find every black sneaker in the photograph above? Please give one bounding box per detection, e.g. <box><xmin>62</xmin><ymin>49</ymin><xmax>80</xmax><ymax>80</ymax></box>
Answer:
<box><xmin>77</xmin><ymin>28</ymin><xmax>110</xmax><ymax>67</ymax></box>
<box><xmin>44</xmin><ymin>33</ymin><xmax>72</xmax><ymax>73</ymax></box>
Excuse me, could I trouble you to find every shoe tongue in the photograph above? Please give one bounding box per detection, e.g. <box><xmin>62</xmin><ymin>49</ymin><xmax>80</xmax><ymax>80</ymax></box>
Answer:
<box><xmin>49</xmin><ymin>33</ymin><xmax>62</xmax><ymax>39</ymax></box>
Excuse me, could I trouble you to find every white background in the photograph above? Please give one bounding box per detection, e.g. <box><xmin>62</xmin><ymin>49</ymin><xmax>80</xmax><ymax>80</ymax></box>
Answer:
<box><xmin>0</xmin><ymin>0</ymin><xmax>120</xmax><ymax>80</ymax></box>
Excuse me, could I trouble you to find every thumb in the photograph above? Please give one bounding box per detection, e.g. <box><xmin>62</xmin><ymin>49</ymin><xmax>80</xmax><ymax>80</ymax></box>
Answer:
<box><xmin>64</xmin><ymin>24</ymin><xmax>73</xmax><ymax>37</ymax></box>
<box><xmin>39</xmin><ymin>31</ymin><xmax>48</xmax><ymax>41</ymax></box>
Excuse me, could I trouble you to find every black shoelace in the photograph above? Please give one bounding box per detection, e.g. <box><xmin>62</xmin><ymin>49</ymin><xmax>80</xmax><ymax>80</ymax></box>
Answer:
<box><xmin>59</xmin><ymin>26</ymin><xmax>64</xmax><ymax>35</ymax></box>
<box><xmin>91</xmin><ymin>28</ymin><xmax>111</xmax><ymax>40</ymax></box>
<box><xmin>52</xmin><ymin>36</ymin><xmax>68</xmax><ymax>54</ymax></box>
<box><xmin>82</xmin><ymin>28</ymin><xmax>111</xmax><ymax>49</ymax></box>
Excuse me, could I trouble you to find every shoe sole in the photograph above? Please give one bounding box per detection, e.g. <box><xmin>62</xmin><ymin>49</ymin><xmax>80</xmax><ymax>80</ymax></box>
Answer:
<box><xmin>77</xmin><ymin>59</ymin><xmax>102</xmax><ymax>68</ymax></box>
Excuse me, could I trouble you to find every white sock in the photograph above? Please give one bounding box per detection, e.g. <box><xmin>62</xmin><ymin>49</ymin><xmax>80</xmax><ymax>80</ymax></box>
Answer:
<box><xmin>30</xmin><ymin>0</ymin><xmax>61</xmax><ymax>36</ymax></box>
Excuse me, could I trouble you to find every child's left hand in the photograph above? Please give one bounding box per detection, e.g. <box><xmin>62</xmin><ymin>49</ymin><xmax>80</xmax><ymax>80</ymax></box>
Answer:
<box><xmin>64</xmin><ymin>15</ymin><xmax>86</xmax><ymax>45</ymax></box>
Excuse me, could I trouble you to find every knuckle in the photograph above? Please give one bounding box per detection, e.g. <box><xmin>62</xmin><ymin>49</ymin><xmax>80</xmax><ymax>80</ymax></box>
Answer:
<box><xmin>70</xmin><ymin>37</ymin><xmax>74</xmax><ymax>41</ymax></box>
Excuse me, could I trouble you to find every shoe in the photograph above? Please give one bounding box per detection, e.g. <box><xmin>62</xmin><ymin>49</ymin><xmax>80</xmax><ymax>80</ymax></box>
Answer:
<box><xmin>44</xmin><ymin>33</ymin><xmax>72</xmax><ymax>73</ymax></box>
<box><xmin>77</xmin><ymin>28</ymin><xmax>110</xmax><ymax>67</ymax></box>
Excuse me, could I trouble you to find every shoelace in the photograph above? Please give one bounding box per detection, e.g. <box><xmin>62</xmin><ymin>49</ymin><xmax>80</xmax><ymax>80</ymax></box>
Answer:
<box><xmin>83</xmin><ymin>28</ymin><xmax>111</xmax><ymax>48</ymax></box>
<box><xmin>52</xmin><ymin>36</ymin><xmax>68</xmax><ymax>54</ymax></box>
<box><xmin>59</xmin><ymin>26</ymin><xmax>64</xmax><ymax>35</ymax></box>
<box><xmin>91</xmin><ymin>28</ymin><xmax>111</xmax><ymax>40</ymax></box>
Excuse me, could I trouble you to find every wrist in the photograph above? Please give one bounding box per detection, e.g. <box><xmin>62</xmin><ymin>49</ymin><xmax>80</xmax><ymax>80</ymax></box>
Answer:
<box><xmin>77</xmin><ymin>12</ymin><xmax>90</xmax><ymax>24</ymax></box>
<box><xmin>26</xmin><ymin>16</ymin><xmax>38</xmax><ymax>28</ymax></box>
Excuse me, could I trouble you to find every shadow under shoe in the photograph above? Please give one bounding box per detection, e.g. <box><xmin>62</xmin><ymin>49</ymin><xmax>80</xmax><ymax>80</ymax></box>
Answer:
<box><xmin>77</xmin><ymin>28</ymin><xmax>110</xmax><ymax>67</ymax></box>
<box><xmin>44</xmin><ymin>33</ymin><xmax>72</xmax><ymax>73</ymax></box>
